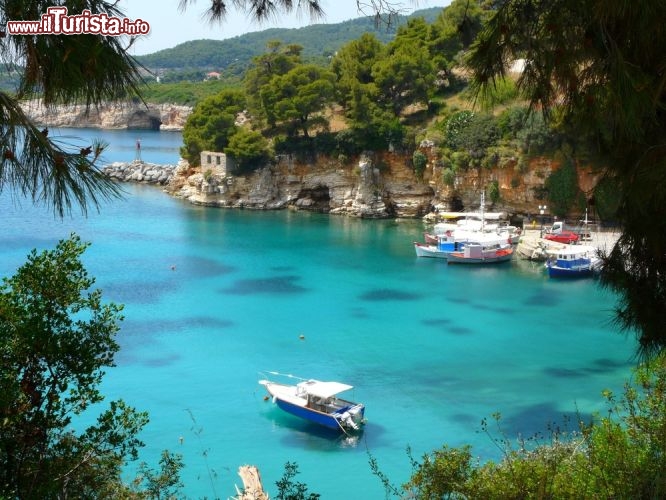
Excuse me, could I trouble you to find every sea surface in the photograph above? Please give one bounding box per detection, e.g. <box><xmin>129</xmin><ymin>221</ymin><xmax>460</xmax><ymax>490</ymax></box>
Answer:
<box><xmin>0</xmin><ymin>128</ymin><xmax>637</xmax><ymax>499</ymax></box>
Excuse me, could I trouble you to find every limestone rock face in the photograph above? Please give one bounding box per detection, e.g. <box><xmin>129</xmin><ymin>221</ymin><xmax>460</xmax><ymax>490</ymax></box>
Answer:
<box><xmin>104</xmin><ymin>147</ymin><xmax>600</xmax><ymax>221</ymax></box>
<box><xmin>21</xmin><ymin>100</ymin><xmax>192</xmax><ymax>131</ymax></box>
<box><xmin>166</xmin><ymin>154</ymin><xmax>435</xmax><ymax>218</ymax></box>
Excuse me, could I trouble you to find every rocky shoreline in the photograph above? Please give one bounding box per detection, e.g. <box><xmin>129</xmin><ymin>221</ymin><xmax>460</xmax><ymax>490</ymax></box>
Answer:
<box><xmin>103</xmin><ymin>148</ymin><xmax>602</xmax><ymax>223</ymax></box>
<box><xmin>102</xmin><ymin>161</ymin><xmax>178</xmax><ymax>185</ymax></box>
<box><xmin>103</xmin><ymin>155</ymin><xmax>434</xmax><ymax>219</ymax></box>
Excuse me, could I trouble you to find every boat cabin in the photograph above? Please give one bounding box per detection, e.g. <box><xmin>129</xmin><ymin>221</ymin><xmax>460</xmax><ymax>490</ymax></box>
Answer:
<box><xmin>296</xmin><ymin>380</ymin><xmax>356</xmax><ymax>414</ymax></box>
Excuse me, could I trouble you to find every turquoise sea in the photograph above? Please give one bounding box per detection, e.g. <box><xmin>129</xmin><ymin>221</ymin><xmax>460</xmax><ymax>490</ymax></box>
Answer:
<box><xmin>0</xmin><ymin>129</ymin><xmax>637</xmax><ymax>498</ymax></box>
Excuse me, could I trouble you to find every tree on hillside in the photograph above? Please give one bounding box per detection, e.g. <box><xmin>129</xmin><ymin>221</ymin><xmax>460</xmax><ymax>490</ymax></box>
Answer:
<box><xmin>261</xmin><ymin>64</ymin><xmax>335</xmax><ymax>137</ymax></box>
<box><xmin>428</xmin><ymin>0</ymin><xmax>489</xmax><ymax>89</ymax></box>
<box><xmin>224</xmin><ymin>127</ymin><xmax>272</xmax><ymax>171</ymax></box>
<box><xmin>467</xmin><ymin>0</ymin><xmax>666</xmax><ymax>357</ymax></box>
<box><xmin>181</xmin><ymin>89</ymin><xmax>247</xmax><ymax>165</ymax></box>
<box><xmin>372</xmin><ymin>37</ymin><xmax>434</xmax><ymax>116</ymax></box>
<box><xmin>0</xmin><ymin>235</ymin><xmax>181</xmax><ymax>498</ymax></box>
<box><xmin>244</xmin><ymin>41</ymin><xmax>304</xmax><ymax>127</ymax></box>
<box><xmin>330</xmin><ymin>33</ymin><xmax>384</xmax><ymax>111</ymax></box>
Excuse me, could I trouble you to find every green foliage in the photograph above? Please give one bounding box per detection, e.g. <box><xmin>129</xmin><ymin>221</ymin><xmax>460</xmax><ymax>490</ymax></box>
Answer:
<box><xmin>331</xmin><ymin>33</ymin><xmax>384</xmax><ymax>104</ymax></box>
<box><xmin>244</xmin><ymin>41</ymin><xmax>304</xmax><ymax>126</ymax></box>
<box><xmin>402</xmin><ymin>445</ymin><xmax>475</xmax><ymax>499</ymax></box>
<box><xmin>133</xmin><ymin>450</ymin><xmax>184</xmax><ymax>498</ymax></box>
<box><xmin>487</xmin><ymin>180</ymin><xmax>500</xmax><ymax>204</ymax></box>
<box><xmin>139</xmin><ymin>78</ymin><xmax>242</xmax><ymax>105</ymax></box>
<box><xmin>497</xmin><ymin>106</ymin><xmax>529</xmax><ymax>139</ymax></box>
<box><xmin>544</xmin><ymin>152</ymin><xmax>582</xmax><ymax>217</ymax></box>
<box><xmin>460</xmin><ymin>114</ymin><xmax>500</xmax><ymax>160</ymax></box>
<box><xmin>134</xmin><ymin>9</ymin><xmax>444</xmax><ymax>74</ymax></box>
<box><xmin>180</xmin><ymin>89</ymin><xmax>246</xmax><ymax>165</ymax></box>
<box><xmin>412</xmin><ymin>150</ymin><xmax>428</xmax><ymax>179</ymax></box>
<box><xmin>275</xmin><ymin>462</ymin><xmax>320</xmax><ymax>500</ymax></box>
<box><xmin>475</xmin><ymin>77</ymin><xmax>519</xmax><ymax>107</ymax></box>
<box><xmin>274</xmin><ymin>132</ymin><xmax>337</xmax><ymax>162</ymax></box>
<box><xmin>426</xmin><ymin>0</ymin><xmax>490</xmax><ymax>90</ymax></box>
<box><xmin>1</xmin><ymin>0</ymin><xmax>138</xmax><ymax>217</ymax></box>
<box><xmin>592</xmin><ymin>175</ymin><xmax>622</xmax><ymax>223</ymax></box>
<box><xmin>516</xmin><ymin>113</ymin><xmax>559</xmax><ymax>156</ymax></box>
<box><xmin>225</xmin><ymin>128</ymin><xmax>272</xmax><ymax>172</ymax></box>
<box><xmin>372</xmin><ymin>39</ymin><xmax>435</xmax><ymax>115</ymax></box>
<box><xmin>442</xmin><ymin>167</ymin><xmax>456</xmax><ymax>186</ymax></box>
<box><xmin>450</xmin><ymin>151</ymin><xmax>471</xmax><ymax>171</ymax></box>
<box><xmin>0</xmin><ymin>235</ymin><xmax>170</xmax><ymax>498</ymax></box>
<box><xmin>443</xmin><ymin>110</ymin><xmax>475</xmax><ymax>150</ymax></box>
<box><xmin>468</xmin><ymin>0</ymin><xmax>666</xmax><ymax>353</ymax></box>
<box><xmin>262</xmin><ymin>64</ymin><xmax>335</xmax><ymax>137</ymax></box>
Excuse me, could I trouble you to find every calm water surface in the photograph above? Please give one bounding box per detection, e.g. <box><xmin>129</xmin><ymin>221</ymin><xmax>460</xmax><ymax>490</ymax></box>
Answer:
<box><xmin>0</xmin><ymin>129</ymin><xmax>636</xmax><ymax>498</ymax></box>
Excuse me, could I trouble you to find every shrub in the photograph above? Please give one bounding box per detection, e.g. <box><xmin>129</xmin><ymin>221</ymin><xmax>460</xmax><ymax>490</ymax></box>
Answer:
<box><xmin>412</xmin><ymin>150</ymin><xmax>428</xmax><ymax>179</ymax></box>
<box><xmin>443</xmin><ymin>110</ymin><xmax>475</xmax><ymax>150</ymax></box>
<box><xmin>545</xmin><ymin>152</ymin><xmax>582</xmax><ymax>217</ymax></box>
<box><xmin>442</xmin><ymin>167</ymin><xmax>456</xmax><ymax>186</ymax></box>
<box><xmin>487</xmin><ymin>180</ymin><xmax>500</xmax><ymax>204</ymax></box>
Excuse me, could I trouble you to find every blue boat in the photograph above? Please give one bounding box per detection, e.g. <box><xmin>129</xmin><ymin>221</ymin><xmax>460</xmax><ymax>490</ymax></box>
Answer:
<box><xmin>259</xmin><ymin>373</ymin><xmax>365</xmax><ymax>433</ymax></box>
<box><xmin>545</xmin><ymin>245</ymin><xmax>601</xmax><ymax>278</ymax></box>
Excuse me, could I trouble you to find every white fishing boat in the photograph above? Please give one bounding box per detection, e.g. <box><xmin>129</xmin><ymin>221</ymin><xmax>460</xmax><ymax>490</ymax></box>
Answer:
<box><xmin>259</xmin><ymin>372</ymin><xmax>366</xmax><ymax>434</ymax></box>
<box><xmin>545</xmin><ymin>245</ymin><xmax>601</xmax><ymax>278</ymax></box>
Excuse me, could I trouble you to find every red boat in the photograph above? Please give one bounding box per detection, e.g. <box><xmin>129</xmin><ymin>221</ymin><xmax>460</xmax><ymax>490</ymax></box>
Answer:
<box><xmin>544</xmin><ymin>231</ymin><xmax>579</xmax><ymax>244</ymax></box>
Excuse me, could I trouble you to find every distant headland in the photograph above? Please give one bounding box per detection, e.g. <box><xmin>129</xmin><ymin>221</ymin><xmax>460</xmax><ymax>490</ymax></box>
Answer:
<box><xmin>21</xmin><ymin>99</ymin><xmax>192</xmax><ymax>131</ymax></box>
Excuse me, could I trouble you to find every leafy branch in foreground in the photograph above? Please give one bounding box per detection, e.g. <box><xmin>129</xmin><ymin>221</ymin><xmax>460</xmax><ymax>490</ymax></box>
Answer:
<box><xmin>0</xmin><ymin>234</ymin><xmax>180</xmax><ymax>498</ymax></box>
<box><xmin>275</xmin><ymin>462</ymin><xmax>320</xmax><ymax>500</ymax></box>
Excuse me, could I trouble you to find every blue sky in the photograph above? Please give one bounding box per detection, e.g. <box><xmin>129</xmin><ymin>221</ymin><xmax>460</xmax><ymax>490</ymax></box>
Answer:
<box><xmin>121</xmin><ymin>0</ymin><xmax>451</xmax><ymax>55</ymax></box>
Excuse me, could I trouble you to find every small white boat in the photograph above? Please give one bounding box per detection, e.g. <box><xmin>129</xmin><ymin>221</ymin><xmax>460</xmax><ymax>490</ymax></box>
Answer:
<box><xmin>414</xmin><ymin>233</ymin><xmax>464</xmax><ymax>259</ymax></box>
<box><xmin>259</xmin><ymin>372</ymin><xmax>366</xmax><ymax>434</ymax></box>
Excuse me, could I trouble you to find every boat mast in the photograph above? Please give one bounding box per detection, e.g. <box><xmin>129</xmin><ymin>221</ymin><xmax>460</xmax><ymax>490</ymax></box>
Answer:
<box><xmin>480</xmin><ymin>191</ymin><xmax>485</xmax><ymax>232</ymax></box>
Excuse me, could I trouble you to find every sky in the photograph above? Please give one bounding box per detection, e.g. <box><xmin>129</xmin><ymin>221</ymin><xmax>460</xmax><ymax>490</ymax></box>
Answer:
<box><xmin>120</xmin><ymin>0</ymin><xmax>452</xmax><ymax>55</ymax></box>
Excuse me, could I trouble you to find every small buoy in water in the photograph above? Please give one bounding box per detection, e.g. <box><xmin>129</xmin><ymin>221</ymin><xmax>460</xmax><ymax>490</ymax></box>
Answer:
<box><xmin>178</xmin><ymin>436</ymin><xmax>184</xmax><ymax>444</ymax></box>
<box><xmin>299</xmin><ymin>334</ymin><xmax>305</xmax><ymax>340</ymax></box>
<box><xmin>263</xmin><ymin>395</ymin><xmax>269</xmax><ymax>401</ymax></box>
<box><xmin>171</xmin><ymin>265</ymin><xmax>176</xmax><ymax>271</ymax></box>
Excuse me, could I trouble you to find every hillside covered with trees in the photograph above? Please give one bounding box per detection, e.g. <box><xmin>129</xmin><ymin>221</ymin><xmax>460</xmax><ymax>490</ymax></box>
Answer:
<box><xmin>176</xmin><ymin>0</ymin><xmax>619</xmax><ymax>223</ymax></box>
<box><xmin>134</xmin><ymin>8</ymin><xmax>443</xmax><ymax>78</ymax></box>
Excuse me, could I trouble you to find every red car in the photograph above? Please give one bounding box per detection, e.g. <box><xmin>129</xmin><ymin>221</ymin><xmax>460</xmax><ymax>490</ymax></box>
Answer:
<box><xmin>544</xmin><ymin>231</ymin><xmax>580</xmax><ymax>244</ymax></box>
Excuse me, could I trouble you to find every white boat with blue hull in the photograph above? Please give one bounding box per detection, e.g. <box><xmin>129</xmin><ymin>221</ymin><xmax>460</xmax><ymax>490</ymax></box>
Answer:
<box><xmin>545</xmin><ymin>245</ymin><xmax>601</xmax><ymax>278</ymax></box>
<box><xmin>259</xmin><ymin>373</ymin><xmax>366</xmax><ymax>434</ymax></box>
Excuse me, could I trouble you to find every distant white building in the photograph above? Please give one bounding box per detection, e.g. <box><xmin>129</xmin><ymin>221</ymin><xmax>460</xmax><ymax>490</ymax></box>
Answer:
<box><xmin>200</xmin><ymin>151</ymin><xmax>235</xmax><ymax>175</ymax></box>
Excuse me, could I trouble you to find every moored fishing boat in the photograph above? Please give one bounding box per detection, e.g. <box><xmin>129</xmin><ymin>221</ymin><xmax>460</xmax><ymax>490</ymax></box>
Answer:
<box><xmin>447</xmin><ymin>241</ymin><xmax>514</xmax><ymax>264</ymax></box>
<box><xmin>415</xmin><ymin>231</ymin><xmax>464</xmax><ymax>259</ymax></box>
<box><xmin>545</xmin><ymin>245</ymin><xmax>601</xmax><ymax>278</ymax></box>
<box><xmin>259</xmin><ymin>372</ymin><xmax>366</xmax><ymax>434</ymax></box>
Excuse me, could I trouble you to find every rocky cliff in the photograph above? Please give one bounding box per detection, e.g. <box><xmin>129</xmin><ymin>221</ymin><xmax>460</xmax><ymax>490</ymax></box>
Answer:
<box><xmin>22</xmin><ymin>99</ymin><xmax>192</xmax><ymax>131</ymax></box>
<box><xmin>165</xmin><ymin>152</ymin><xmax>433</xmax><ymax>218</ymax></box>
<box><xmin>104</xmin><ymin>146</ymin><xmax>603</xmax><ymax>220</ymax></box>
